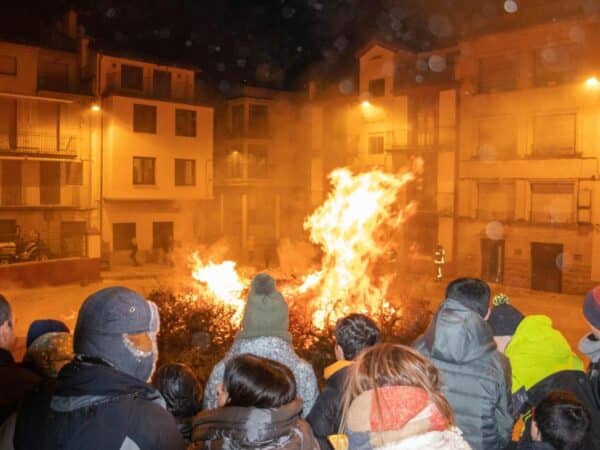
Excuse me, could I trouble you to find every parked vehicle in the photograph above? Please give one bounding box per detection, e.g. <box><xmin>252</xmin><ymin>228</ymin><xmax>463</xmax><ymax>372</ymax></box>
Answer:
<box><xmin>0</xmin><ymin>228</ymin><xmax>49</xmax><ymax>264</ymax></box>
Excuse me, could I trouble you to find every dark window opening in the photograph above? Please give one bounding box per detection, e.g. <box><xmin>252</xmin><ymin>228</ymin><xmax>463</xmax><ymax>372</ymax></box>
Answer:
<box><xmin>369</xmin><ymin>79</ymin><xmax>385</xmax><ymax>97</ymax></box>
<box><xmin>133</xmin><ymin>104</ymin><xmax>157</xmax><ymax>133</ymax></box>
<box><xmin>121</xmin><ymin>65</ymin><xmax>143</xmax><ymax>91</ymax></box>
<box><xmin>175</xmin><ymin>159</ymin><xmax>196</xmax><ymax>185</ymax></box>
<box><xmin>175</xmin><ymin>109</ymin><xmax>196</xmax><ymax>137</ymax></box>
<box><xmin>133</xmin><ymin>157</ymin><xmax>156</xmax><ymax>185</ymax></box>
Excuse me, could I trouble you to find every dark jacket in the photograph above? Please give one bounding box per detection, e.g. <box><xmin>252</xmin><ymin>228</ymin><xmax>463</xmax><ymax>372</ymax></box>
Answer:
<box><xmin>0</xmin><ymin>348</ymin><xmax>40</xmax><ymax>425</ymax></box>
<box><xmin>524</xmin><ymin>370</ymin><xmax>600</xmax><ymax>450</ymax></box>
<box><xmin>413</xmin><ymin>299</ymin><xmax>512</xmax><ymax>450</ymax></box>
<box><xmin>191</xmin><ymin>398</ymin><xmax>319</xmax><ymax>450</ymax></box>
<box><xmin>306</xmin><ymin>364</ymin><xmax>349</xmax><ymax>450</ymax></box>
<box><xmin>13</xmin><ymin>359</ymin><xmax>185</xmax><ymax>450</ymax></box>
<box><xmin>516</xmin><ymin>442</ymin><xmax>555</xmax><ymax>450</ymax></box>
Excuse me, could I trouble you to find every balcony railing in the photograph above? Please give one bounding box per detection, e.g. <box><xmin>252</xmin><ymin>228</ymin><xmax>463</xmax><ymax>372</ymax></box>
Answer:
<box><xmin>0</xmin><ymin>185</ymin><xmax>87</xmax><ymax>208</ymax></box>
<box><xmin>104</xmin><ymin>72</ymin><xmax>193</xmax><ymax>102</ymax></box>
<box><xmin>0</xmin><ymin>132</ymin><xmax>77</xmax><ymax>157</ymax></box>
<box><xmin>214</xmin><ymin>160</ymin><xmax>271</xmax><ymax>183</ymax></box>
<box><xmin>37</xmin><ymin>74</ymin><xmax>94</xmax><ymax>96</ymax></box>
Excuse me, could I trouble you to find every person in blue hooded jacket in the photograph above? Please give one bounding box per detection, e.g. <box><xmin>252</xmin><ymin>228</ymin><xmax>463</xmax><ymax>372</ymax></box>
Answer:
<box><xmin>413</xmin><ymin>277</ymin><xmax>512</xmax><ymax>450</ymax></box>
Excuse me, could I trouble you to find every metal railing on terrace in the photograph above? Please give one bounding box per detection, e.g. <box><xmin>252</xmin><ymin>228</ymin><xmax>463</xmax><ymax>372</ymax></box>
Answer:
<box><xmin>0</xmin><ymin>185</ymin><xmax>89</xmax><ymax>208</ymax></box>
<box><xmin>37</xmin><ymin>74</ymin><xmax>94</xmax><ymax>96</ymax></box>
<box><xmin>104</xmin><ymin>72</ymin><xmax>194</xmax><ymax>102</ymax></box>
<box><xmin>0</xmin><ymin>132</ymin><xmax>78</xmax><ymax>156</ymax></box>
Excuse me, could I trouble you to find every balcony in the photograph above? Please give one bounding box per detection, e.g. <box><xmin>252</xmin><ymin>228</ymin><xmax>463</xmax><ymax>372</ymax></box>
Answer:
<box><xmin>214</xmin><ymin>158</ymin><xmax>271</xmax><ymax>185</ymax></box>
<box><xmin>103</xmin><ymin>72</ymin><xmax>193</xmax><ymax>102</ymax></box>
<box><xmin>37</xmin><ymin>74</ymin><xmax>94</xmax><ymax>96</ymax></box>
<box><xmin>0</xmin><ymin>185</ymin><xmax>88</xmax><ymax>208</ymax></box>
<box><xmin>0</xmin><ymin>132</ymin><xmax>78</xmax><ymax>157</ymax></box>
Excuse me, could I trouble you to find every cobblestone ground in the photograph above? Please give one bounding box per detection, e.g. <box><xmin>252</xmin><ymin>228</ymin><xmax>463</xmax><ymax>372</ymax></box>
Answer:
<box><xmin>4</xmin><ymin>267</ymin><xmax>592</xmax><ymax>364</ymax></box>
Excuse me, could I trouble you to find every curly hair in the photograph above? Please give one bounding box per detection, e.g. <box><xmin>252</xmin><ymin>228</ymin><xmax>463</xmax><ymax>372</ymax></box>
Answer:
<box><xmin>335</xmin><ymin>313</ymin><xmax>381</xmax><ymax>360</ymax></box>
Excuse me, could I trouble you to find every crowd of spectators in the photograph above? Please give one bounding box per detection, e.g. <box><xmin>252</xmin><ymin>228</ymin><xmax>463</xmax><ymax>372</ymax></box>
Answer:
<box><xmin>0</xmin><ymin>274</ymin><xmax>599</xmax><ymax>450</ymax></box>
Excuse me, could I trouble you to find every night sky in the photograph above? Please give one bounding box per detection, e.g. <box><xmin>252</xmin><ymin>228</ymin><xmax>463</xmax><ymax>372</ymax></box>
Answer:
<box><xmin>1</xmin><ymin>0</ymin><xmax>598</xmax><ymax>90</ymax></box>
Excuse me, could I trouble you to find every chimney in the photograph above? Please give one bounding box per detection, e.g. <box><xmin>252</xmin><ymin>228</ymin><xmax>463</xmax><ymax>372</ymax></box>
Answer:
<box><xmin>79</xmin><ymin>36</ymin><xmax>90</xmax><ymax>70</ymax></box>
<box><xmin>64</xmin><ymin>9</ymin><xmax>78</xmax><ymax>40</ymax></box>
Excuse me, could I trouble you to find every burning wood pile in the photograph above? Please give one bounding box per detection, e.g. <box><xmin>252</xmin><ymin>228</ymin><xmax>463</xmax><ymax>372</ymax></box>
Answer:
<box><xmin>153</xmin><ymin>168</ymin><xmax>431</xmax><ymax>383</ymax></box>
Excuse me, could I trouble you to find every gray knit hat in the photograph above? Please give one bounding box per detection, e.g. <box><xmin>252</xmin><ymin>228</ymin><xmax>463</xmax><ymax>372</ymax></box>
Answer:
<box><xmin>237</xmin><ymin>273</ymin><xmax>292</xmax><ymax>343</ymax></box>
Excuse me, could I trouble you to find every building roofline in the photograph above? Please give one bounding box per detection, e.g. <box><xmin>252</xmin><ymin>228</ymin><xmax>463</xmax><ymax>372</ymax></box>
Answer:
<box><xmin>354</xmin><ymin>39</ymin><xmax>414</xmax><ymax>59</ymax></box>
<box><xmin>95</xmin><ymin>47</ymin><xmax>203</xmax><ymax>72</ymax></box>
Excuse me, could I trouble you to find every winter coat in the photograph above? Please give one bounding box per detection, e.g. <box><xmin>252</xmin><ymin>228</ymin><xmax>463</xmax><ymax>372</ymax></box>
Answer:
<box><xmin>505</xmin><ymin>315</ymin><xmax>583</xmax><ymax>394</ymax></box>
<box><xmin>579</xmin><ymin>333</ymin><xmax>600</xmax><ymax>380</ymax></box>
<box><xmin>203</xmin><ymin>336</ymin><xmax>318</xmax><ymax>417</ymax></box>
<box><xmin>12</xmin><ymin>358</ymin><xmax>185</xmax><ymax>450</ymax></box>
<box><xmin>306</xmin><ymin>361</ymin><xmax>353</xmax><ymax>450</ymax></box>
<box><xmin>413</xmin><ymin>299</ymin><xmax>512</xmax><ymax>450</ymax></box>
<box><xmin>191</xmin><ymin>398</ymin><xmax>319</xmax><ymax>450</ymax></box>
<box><xmin>516</xmin><ymin>442</ymin><xmax>555</xmax><ymax>450</ymax></box>
<box><xmin>344</xmin><ymin>386</ymin><xmax>471</xmax><ymax>450</ymax></box>
<box><xmin>522</xmin><ymin>370</ymin><xmax>600</xmax><ymax>450</ymax></box>
<box><xmin>0</xmin><ymin>348</ymin><xmax>40</xmax><ymax>425</ymax></box>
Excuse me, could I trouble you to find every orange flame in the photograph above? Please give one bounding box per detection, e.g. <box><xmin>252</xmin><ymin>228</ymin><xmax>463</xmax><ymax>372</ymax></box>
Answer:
<box><xmin>297</xmin><ymin>168</ymin><xmax>415</xmax><ymax>328</ymax></box>
<box><xmin>190</xmin><ymin>252</ymin><xmax>248</xmax><ymax>324</ymax></box>
<box><xmin>189</xmin><ymin>168</ymin><xmax>415</xmax><ymax>330</ymax></box>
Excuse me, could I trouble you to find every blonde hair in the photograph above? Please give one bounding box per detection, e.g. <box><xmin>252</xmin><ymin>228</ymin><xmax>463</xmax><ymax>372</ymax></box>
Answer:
<box><xmin>339</xmin><ymin>343</ymin><xmax>454</xmax><ymax>433</ymax></box>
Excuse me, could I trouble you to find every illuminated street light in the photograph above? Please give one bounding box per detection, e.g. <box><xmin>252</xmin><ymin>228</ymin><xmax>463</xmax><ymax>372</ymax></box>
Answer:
<box><xmin>586</xmin><ymin>77</ymin><xmax>599</xmax><ymax>88</ymax></box>
<box><xmin>361</xmin><ymin>100</ymin><xmax>371</xmax><ymax>108</ymax></box>
<box><xmin>91</xmin><ymin>103</ymin><xmax>101</xmax><ymax>112</ymax></box>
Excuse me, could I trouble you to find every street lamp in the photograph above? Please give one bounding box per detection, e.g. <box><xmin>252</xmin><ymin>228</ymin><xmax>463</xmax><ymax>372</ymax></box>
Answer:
<box><xmin>91</xmin><ymin>103</ymin><xmax>101</xmax><ymax>112</ymax></box>
<box><xmin>585</xmin><ymin>76</ymin><xmax>599</xmax><ymax>88</ymax></box>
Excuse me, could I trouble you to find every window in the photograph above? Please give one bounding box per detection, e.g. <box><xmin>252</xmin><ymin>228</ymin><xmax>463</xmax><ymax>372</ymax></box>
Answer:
<box><xmin>248</xmin><ymin>104</ymin><xmax>268</xmax><ymax>137</ymax></box>
<box><xmin>133</xmin><ymin>157</ymin><xmax>156</xmax><ymax>185</ymax></box>
<box><xmin>153</xmin><ymin>70</ymin><xmax>171</xmax><ymax>98</ymax></box>
<box><xmin>1</xmin><ymin>160</ymin><xmax>21</xmax><ymax>206</ymax></box>
<box><xmin>477</xmin><ymin>116</ymin><xmax>517</xmax><ymax>160</ymax></box>
<box><xmin>368</xmin><ymin>134</ymin><xmax>384</xmax><ymax>155</ymax></box>
<box><xmin>113</xmin><ymin>223</ymin><xmax>136</xmax><ymax>251</ymax></box>
<box><xmin>133</xmin><ymin>104</ymin><xmax>157</xmax><ymax>133</ymax></box>
<box><xmin>121</xmin><ymin>65</ymin><xmax>143</xmax><ymax>90</ymax></box>
<box><xmin>65</xmin><ymin>162</ymin><xmax>83</xmax><ymax>185</ymax></box>
<box><xmin>226</xmin><ymin>148</ymin><xmax>243</xmax><ymax>178</ymax></box>
<box><xmin>248</xmin><ymin>145</ymin><xmax>268</xmax><ymax>178</ymax></box>
<box><xmin>175</xmin><ymin>109</ymin><xmax>196</xmax><ymax>137</ymax></box>
<box><xmin>40</xmin><ymin>161</ymin><xmax>61</xmax><ymax>205</ymax></box>
<box><xmin>479</xmin><ymin>55</ymin><xmax>518</xmax><ymax>93</ymax></box>
<box><xmin>369</xmin><ymin>79</ymin><xmax>385</xmax><ymax>97</ymax></box>
<box><xmin>477</xmin><ymin>182</ymin><xmax>515</xmax><ymax>221</ymax></box>
<box><xmin>38</xmin><ymin>61</ymin><xmax>69</xmax><ymax>91</ymax></box>
<box><xmin>0</xmin><ymin>55</ymin><xmax>17</xmax><ymax>75</ymax></box>
<box><xmin>534</xmin><ymin>45</ymin><xmax>580</xmax><ymax>87</ymax></box>
<box><xmin>175</xmin><ymin>159</ymin><xmax>196</xmax><ymax>185</ymax></box>
<box><xmin>231</xmin><ymin>105</ymin><xmax>244</xmax><ymax>136</ymax></box>
<box><xmin>533</xmin><ymin>113</ymin><xmax>576</xmax><ymax>156</ymax></box>
<box><xmin>531</xmin><ymin>183</ymin><xmax>574</xmax><ymax>224</ymax></box>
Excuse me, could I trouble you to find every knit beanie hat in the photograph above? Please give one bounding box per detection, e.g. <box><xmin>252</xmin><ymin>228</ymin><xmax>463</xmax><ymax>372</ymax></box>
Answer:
<box><xmin>487</xmin><ymin>294</ymin><xmax>524</xmax><ymax>336</ymax></box>
<box><xmin>583</xmin><ymin>286</ymin><xmax>600</xmax><ymax>329</ymax></box>
<box><xmin>237</xmin><ymin>273</ymin><xmax>292</xmax><ymax>343</ymax></box>
<box><xmin>26</xmin><ymin>319</ymin><xmax>69</xmax><ymax>348</ymax></box>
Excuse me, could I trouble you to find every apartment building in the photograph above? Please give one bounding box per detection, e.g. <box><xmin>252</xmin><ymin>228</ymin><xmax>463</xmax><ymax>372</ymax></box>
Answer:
<box><xmin>0</xmin><ymin>32</ymin><xmax>99</xmax><ymax>260</ymax></box>
<box><xmin>213</xmin><ymin>86</ymin><xmax>311</xmax><ymax>264</ymax></box>
<box><xmin>455</xmin><ymin>16</ymin><xmax>600</xmax><ymax>293</ymax></box>
<box><xmin>95</xmin><ymin>53</ymin><xmax>214</xmax><ymax>262</ymax></box>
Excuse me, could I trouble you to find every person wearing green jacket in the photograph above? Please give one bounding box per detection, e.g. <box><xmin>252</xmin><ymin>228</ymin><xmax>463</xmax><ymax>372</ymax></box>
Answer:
<box><xmin>488</xmin><ymin>295</ymin><xmax>583</xmax><ymax>394</ymax></box>
<box><xmin>487</xmin><ymin>295</ymin><xmax>599</xmax><ymax>450</ymax></box>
